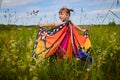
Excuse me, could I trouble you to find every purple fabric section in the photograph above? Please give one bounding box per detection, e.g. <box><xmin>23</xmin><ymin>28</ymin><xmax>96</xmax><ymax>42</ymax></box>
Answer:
<box><xmin>56</xmin><ymin>28</ymin><xmax>79</xmax><ymax>58</ymax></box>
<box><xmin>60</xmin><ymin>32</ymin><xmax>69</xmax><ymax>50</ymax></box>
<box><xmin>72</xmin><ymin>36</ymin><xmax>78</xmax><ymax>56</ymax></box>
<box><xmin>56</xmin><ymin>32</ymin><xmax>69</xmax><ymax>57</ymax></box>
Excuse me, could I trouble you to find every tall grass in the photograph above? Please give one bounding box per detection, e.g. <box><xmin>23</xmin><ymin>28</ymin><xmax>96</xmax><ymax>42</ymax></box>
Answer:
<box><xmin>0</xmin><ymin>25</ymin><xmax>120</xmax><ymax>80</ymax></box>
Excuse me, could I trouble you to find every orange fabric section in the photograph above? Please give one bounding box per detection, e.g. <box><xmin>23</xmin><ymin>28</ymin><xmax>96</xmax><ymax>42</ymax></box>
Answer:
<box><xmin>72</xmin><ymin>26</ymin><xmax>87</xmax><ymax>46</ymax></box>
<box><xmin>66</xmin><ymin>34</ymin><xmax>72</xmax><ymax>58</ymax></box>
<box><xmin>46</xmin><ymin>26</ymin><xmax>68</xmax><ymax>48</ymax></box>
<box><xmin>45</xmin><ymin>29</ymin><xmax>67</xmax><ymax>57</ymax></box>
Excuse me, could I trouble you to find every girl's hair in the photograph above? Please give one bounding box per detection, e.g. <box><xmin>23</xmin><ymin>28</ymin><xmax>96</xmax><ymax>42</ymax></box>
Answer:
<box><xmin>59</xmin><ymin>7</ymin><xmax>74</xmax><ymax>16</ymax></box>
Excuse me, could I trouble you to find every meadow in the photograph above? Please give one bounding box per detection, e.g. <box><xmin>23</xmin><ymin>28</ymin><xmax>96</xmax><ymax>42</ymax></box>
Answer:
<box><xmin>0</xmin><ymin>25</ymin><xmax>120</xmax><ymax>80</ymax></box>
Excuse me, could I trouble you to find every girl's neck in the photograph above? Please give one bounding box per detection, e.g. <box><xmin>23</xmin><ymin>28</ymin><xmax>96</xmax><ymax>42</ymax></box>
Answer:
<box><xmin>62</xmin><ymin>19</ymin><xmax>69</xmax><ymax>22</ymax></box>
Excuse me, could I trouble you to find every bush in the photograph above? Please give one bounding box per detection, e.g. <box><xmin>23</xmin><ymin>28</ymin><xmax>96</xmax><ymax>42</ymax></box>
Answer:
<box><xmin>108</xmin><ymin>21</ymin><xmax>116</xmax><ymax>27</ymax></box>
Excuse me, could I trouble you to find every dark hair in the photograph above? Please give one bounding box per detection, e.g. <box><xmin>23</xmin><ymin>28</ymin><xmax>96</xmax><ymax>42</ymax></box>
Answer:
<box><xmin>59</xmin><ymin>7</ymin><xmax>74</xmax><ymax>16</ymax></box>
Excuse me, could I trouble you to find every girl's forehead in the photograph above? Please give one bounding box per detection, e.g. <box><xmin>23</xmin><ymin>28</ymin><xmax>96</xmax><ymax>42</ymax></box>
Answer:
<box><xmin>59</xmin><ymin>11</ymin><xmax>66</xmax><ymax>14</ymax></box>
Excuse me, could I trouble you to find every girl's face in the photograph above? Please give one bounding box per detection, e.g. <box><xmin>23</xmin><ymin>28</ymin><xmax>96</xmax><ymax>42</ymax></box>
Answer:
<box><xmin>59</xmin><ymin>12</ymin><xmax>69</xmax><ymax>22</ymax></box>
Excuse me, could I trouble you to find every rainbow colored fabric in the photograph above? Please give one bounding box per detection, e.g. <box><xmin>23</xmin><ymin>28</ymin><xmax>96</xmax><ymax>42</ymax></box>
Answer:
<box><xmin>32</xmin><ymin>20</ymin><xmax>91</xmax><ymax>60</ymax></box>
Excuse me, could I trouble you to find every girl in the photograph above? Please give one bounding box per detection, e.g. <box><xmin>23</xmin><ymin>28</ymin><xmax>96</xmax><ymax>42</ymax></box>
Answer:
<box><xmin>39</xmin><ymin>7</ymin><xmax>86</xmax><ymax>32</ymax></box>
<box><xmin>33</xmin><ymin>7</ymin><xmax>91</xmax><ymax>60</ymax></box>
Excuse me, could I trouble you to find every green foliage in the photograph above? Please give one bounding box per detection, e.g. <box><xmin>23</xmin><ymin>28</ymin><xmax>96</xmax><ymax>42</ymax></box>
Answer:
<box><xmin>108</xmin><ymin>21</ymin><xmax>116</xmax><ymax>27</ymax></box>
<box><xmin>0</xmin><ymin>25</ymin><xmax>120</xmax><ymax>80</ymax></box>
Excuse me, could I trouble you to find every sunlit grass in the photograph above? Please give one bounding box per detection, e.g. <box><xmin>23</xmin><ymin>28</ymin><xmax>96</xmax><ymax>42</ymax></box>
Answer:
<box><xmin>0</xmin><ymin>25</ymin><xmax>120</xmax><ymax>80</ymax></box>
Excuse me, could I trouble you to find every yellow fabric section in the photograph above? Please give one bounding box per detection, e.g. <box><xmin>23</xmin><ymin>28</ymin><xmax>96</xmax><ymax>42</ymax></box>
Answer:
<box><xmin>35</xmin><ymin>36</ymin><xmax>45</xmax><ymax>54</ymax></box>
<box><xmin>83</xmin><ymin>38</ymin><xmax>91</xmax><ymax>52</ymax></box>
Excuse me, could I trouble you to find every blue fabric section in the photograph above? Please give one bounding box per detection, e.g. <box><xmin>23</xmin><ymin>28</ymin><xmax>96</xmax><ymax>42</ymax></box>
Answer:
<box><xmin>77</xmin><ymin>49</ymin><xmax>92</xmax><ymax>62</ymax></box>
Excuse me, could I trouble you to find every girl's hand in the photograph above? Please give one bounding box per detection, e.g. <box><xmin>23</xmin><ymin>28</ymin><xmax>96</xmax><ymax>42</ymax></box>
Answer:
<box><xmin>83</xmin><ymin>29</ymin><xmax>87</xmax><ymax>32</ymax></box>
<box><xmin>83</xmin><ymin>29</ymin><xmax>89</xmax><ymax>37</ymax></box>
<box><xmin>39</xmin><ymin>24</ymin><xmax>44</xmax><ymax>27</ymax></box>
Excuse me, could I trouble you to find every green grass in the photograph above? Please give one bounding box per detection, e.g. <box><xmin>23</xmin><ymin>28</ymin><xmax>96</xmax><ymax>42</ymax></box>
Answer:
<box><xmin>0</xmin><ymin>25</ymin><xmax>120</xmax><ymax>80</ymax></box>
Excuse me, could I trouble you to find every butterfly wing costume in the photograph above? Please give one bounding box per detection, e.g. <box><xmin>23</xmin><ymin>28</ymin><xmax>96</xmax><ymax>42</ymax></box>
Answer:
<box><xmin>32</xmin><ymin>20</ymin><xmax>92</xmax><ymax>61</ymax></box>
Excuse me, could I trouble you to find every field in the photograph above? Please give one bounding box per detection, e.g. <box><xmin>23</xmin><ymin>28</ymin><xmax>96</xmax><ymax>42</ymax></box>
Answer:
<box><xmin>0</xmin><ymin>25</ymin><xmax>120</xmax><ymax>80</ymax></box>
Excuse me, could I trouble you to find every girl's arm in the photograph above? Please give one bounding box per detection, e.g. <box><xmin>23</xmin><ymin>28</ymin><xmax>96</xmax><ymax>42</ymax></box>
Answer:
<box><xmin>75</xmin><ymin>25</ymin><xmax>86</xmax><ymax>32</ymax></box>
<box><xmin>72</xmin><ymin>22</ymin><xmax>86</xmax><ymax>32</ymax></box>
<box><xmin>39</xmin><ymin>22</ymin><xmax>65</xmax><ymax>27</ymax></box>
